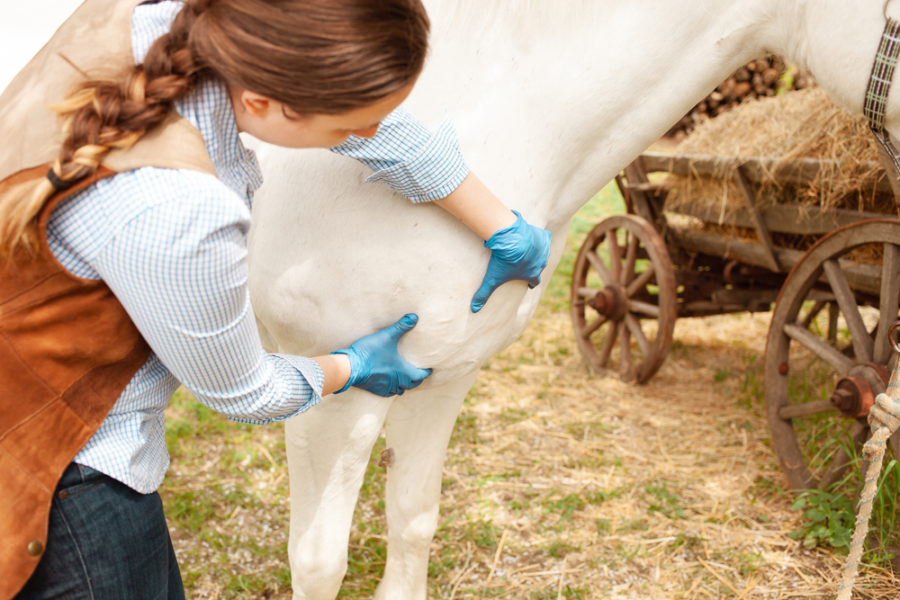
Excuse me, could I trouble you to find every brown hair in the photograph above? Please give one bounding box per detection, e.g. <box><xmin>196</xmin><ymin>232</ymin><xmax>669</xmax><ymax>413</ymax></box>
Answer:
<box><xmin>0</xmin><ymin>0</ymin><xmax>430</xmax><ymax>254</ymax></box>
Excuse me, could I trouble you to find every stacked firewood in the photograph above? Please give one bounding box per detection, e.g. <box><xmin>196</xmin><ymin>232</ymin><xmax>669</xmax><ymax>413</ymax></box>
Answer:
<box><xmin>666</xmin><ymin>56</ymin><xmax>815</xmax><ymax>139</ymax></box>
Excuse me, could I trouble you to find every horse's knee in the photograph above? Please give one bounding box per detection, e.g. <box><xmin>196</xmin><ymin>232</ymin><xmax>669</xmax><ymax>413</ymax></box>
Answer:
<box><xmin>385</xmin><ymin>460</ymin><xmax>444</xmax><ymax>548</ymax></box>
<box><xmin>385</xmin><ymin>496</ymin><xmax>441</xmax><ymax>550</ymax></box>
<box><xmin>399</xmin><ymin>510</ymin><xmax>441</xmax><ymax>548</ymax></box>
<box><xmin>289</xmin><ymin>547</ymin><xmax>347</xmax><ymax>600</ymax></box>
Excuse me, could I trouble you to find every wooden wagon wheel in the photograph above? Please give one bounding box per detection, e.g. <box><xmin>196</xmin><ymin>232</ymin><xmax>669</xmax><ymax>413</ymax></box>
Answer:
<box><xmin>765</xmin><ymin>219</ymin><xmax>900</xmax><ymax>490</ymax></box>
<box><xmin>569</xmin><ymin>214</ymin><xmax>677</xmax><ymax>383</ymax></box>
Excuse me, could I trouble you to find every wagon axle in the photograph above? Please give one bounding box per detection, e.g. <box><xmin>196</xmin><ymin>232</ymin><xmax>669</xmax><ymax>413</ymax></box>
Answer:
<box><xmin>831</xmin><ymin>376</ymin><xmax>876</xmax><ymax>418</ymax></box>
<box><xmin>586</xmin><ymin>286</ymin><xmax>626</xmax><ymax>321</ymax></box>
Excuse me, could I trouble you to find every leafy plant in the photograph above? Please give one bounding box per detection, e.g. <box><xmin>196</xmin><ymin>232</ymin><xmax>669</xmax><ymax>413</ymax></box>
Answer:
<box><xmin>789</xmin><ymin>488</ymin><xmax>854</xmax><ymax>550</ymax></box>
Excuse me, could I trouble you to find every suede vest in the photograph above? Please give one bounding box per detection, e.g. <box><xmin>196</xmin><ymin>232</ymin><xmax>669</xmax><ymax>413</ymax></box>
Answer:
<box><xmin>0</xmin><ymin>1</ymin><xmax>217</xmax><ymax>597</ymax></box>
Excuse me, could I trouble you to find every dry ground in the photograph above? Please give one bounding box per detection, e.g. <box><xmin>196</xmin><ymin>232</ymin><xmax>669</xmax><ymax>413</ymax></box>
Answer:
<box><xmin>161</xmin><ymin>173</ymin><xmax>897</xmax><ymax>599</ymax></box>
<box><xmin>434</xmin><ymin>305</ymin><xmax>900</xmax><ymax>600</ymax></box>
<box><xmin>164</xmin><ymin>302</ymin><xmax>898</xmax><ymax>599</ymax></box>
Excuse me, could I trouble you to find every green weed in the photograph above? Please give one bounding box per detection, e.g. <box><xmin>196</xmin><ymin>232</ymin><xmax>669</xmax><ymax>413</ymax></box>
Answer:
<box><xmin>644</xmin><ymin>482</ymin><xmax>685</xmax><ymax>519</ymax></box>
<box><xmin>543</xmin><ymin>493</ymin><xmax>586</xmax><ymax>521</ymax></box>
<box><xmin>545</xmin><ymin>540</ymin><xmax>580</xmax><ymax>558</ymax></box>
<box><xmin>789</xmin><ymin>457</ymin><xmax>899</xmax><ymax>566</ymax></box>
<box><xmin>789</xmin><ymin>488</ymin><xmax>854</xmax><ymax>551</ymax></box>
<box><xmin>738</xmin><ymin>352</ymin><xmax>763</xmax><ymax>410</ymax></box>
<box><xmin>467</xmin><ymin>518</ymin><xmax>502</xmax><ymax>549</ymax></box>
<box><xmin>531</xmin><ymin>586</ymin><xmax>589</xmax><ymax>600</ymax></box>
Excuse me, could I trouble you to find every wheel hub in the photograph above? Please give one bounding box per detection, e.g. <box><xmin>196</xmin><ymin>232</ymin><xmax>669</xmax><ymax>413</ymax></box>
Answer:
<box><xmin>829</xmin><ymin>363</ymin><xmax>890</xmax><ymax>418</ymax></box>
<box><xmin>587</xmin><ymin>286</ymin><xmax>627</xmax><ymax>320</ymax></box>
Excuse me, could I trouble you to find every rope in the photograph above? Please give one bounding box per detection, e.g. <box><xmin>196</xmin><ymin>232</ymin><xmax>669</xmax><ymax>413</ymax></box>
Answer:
<box><xmin>835</xmin><ymin>372</ymin><xmax>900</xmax><ymax>600</ymax></box>
<box><xmin>838</xmin><ymin>6</ymin><xmax>900</xmax><ymax>598</ymax></box>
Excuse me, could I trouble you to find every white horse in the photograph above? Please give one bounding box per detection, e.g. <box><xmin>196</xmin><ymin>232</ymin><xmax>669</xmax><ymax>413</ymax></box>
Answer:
<box><xmin>2</xmin><ymin>1</ymin><xmax>896</xmax><ymax>599</ymax></box>
<box><xmin>248</xmin><ymin>1</ymin><xmax>900</xmax><ymax>598</ymax></box>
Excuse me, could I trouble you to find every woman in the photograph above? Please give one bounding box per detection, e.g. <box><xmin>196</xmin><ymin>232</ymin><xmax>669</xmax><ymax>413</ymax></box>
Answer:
<box><xmin>0</xmin><ymin>0</ymin><xmax>550</xmax><ymax>597</ymax></box>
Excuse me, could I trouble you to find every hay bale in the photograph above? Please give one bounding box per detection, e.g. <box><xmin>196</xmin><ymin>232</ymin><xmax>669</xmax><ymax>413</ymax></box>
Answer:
<box><xmin>665</xmin><ymin>87</ymin><xmax>892</xmax><ymax>219</ymax></box>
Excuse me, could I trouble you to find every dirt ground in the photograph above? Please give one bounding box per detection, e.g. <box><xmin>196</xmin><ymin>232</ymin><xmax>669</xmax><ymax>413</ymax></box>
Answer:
<box><xmin>166</xmin><ymin>301</ymin><xmax>898</xmax><ymax>599</ymax></box>
<box><xmin>429</xmin><ymin>306</ymin><xmax>897</xmax><ymax>600</ymax></box>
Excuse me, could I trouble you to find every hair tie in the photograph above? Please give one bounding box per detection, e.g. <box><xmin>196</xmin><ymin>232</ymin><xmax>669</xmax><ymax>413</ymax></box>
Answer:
<box><xmin>46</xmin><ymin>168</ymin><xmax>75</xmax><ymax>191</ymax></box>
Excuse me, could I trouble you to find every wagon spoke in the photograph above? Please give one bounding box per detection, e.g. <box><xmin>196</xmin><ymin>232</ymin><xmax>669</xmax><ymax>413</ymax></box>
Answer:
<box><xmin>783</xmin><ymin>323</ymin><xmax>855</xmax><ymax>374</ymax></box>
<box><xmin>622</xmin><ymin>231</ymin><xmax>638</xmax><ymax>286</ymax></box>
<box><xmin>800</xmin><ymin>300</ymin><xmax>827</xmax><ymax>330</ymax></box>
<box><xmin>576</xmin><ymin>286</ymin><xmax>602</xmax><ymax>299</ymax></box>
<box><xmin>874</xmin><ymin>242</ymin><xmax>900</xmax><ymax>364</ymax></box>
<box><xmin>827</xmin><ymin>302</ymin><xmax>839</xmax><ymax>345</ymax></box>
<box><xmin>822</xmin><ymin>259</ymin><xmax>872</xmax><ymax>361</ymax></box>
<box><xmin>777</xmin><ymin>399</ymin><xmax>838</xmax><ymax>420</ymax></box>
<box><xmin>619</xmin><ymin>321</ymin><xmax>633</xmax><ymax>380</ymax></box>
<box><xmin>597</xmin><ymin>318</ymin><xmax>619</xmax><ymax>367</ymax></box>
<box><xmin>586</xmin><ymin>251</ymin><xmax>615</xmax><ymax>287</ymax></box>
<box><xmin>625</xmin><ymin>313</ymin><xmax>650</xmax><ymax>356</ymax></box>
<box><xmin>629</xmin><ymin>299</ymin><xmax>660</xmax><ymax>318</ymax></box>
<box><xmin>626</xmin><ymin>265</ymin><xmax>656</xmax><ymax>298</ymax></box>
<box><xmin>582</xmin><ymin>315</ymin><xmax>608</xmax><ymax>338</ymax></box>
<box><xmin>607</xmin><ymin>232</ymin><xmax>622</xmax><ymax>282</ymax></box>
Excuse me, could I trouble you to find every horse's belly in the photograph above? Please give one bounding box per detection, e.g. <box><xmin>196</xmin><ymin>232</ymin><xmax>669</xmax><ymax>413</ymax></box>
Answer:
<box><xmin>247</xmin><ymin>146</ymin><xmax>543</xmax><ymax>384</ymax></box>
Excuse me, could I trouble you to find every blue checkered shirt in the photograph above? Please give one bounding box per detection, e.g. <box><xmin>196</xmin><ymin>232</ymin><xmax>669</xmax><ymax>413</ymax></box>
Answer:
<box><xmin>49</xmin><ymin>1</ymin><xmax>469</xmax><ymax>493</ymax></box>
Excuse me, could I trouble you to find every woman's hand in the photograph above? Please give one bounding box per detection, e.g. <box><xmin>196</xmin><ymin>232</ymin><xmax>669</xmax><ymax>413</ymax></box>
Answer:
<box><xmin>332</xmin><ymin>314</ymin><xmax>432</xmax><ymax>396</ymax></box>
<box><xmin>433</xmin><ymin>173</ymin><xmax>552</xmax><ymax>313</ymax></box>
<box><xmin>471</xmin><ymin>211</ymin><xmax>551</xmax><ymax>312</ymax></box>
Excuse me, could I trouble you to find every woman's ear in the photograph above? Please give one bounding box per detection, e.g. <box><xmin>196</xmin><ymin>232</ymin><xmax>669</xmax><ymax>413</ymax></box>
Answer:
<box><xmin>237</xmin><ymin>89</ymin><xmax>274</xmax><ymax>117</ymax></box>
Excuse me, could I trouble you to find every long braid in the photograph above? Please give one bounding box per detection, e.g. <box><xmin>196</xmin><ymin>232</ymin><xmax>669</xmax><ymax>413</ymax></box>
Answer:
<box><xmin>1</xmin><ymin>0</ymin><xmax>430</xmax><ymax>256</ymax></box>
<box><xmin>0</xmin><ymin>1</ymin><xmax>206</xmax><ymax>255</ymax></box>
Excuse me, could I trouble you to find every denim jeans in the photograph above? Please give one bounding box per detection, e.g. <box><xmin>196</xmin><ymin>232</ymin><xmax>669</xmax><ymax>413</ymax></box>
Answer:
<box><xmin>16</xmin><ymin>462</ymin><xmax>185</xmax><ymax>600</ymax></box>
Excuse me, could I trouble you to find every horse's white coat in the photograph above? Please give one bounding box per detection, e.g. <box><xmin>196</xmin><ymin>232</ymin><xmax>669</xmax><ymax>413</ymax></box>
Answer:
<box><xmin>248</xmin><ymin>2</ymin><xmax>900</xmax><ymax>598</ymax></box>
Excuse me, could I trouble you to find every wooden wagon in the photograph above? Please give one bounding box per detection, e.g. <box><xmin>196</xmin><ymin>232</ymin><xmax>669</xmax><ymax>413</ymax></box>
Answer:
<box><xmin>569</xmin><ymin>149</ymin><xmax>900</xmax><ymax>492</ymax></box>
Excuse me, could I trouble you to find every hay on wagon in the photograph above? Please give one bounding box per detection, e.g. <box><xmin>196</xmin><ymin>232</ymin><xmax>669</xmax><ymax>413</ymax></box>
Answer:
<box><xmin>663</xmin><ymin>87</ymin><xmax>898</xmax><ymax>243</ymax></box>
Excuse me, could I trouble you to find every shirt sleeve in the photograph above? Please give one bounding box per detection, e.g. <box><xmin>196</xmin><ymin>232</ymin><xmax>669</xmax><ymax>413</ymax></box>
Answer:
<box><xmin>93</xmin><ymin>173</ymin><xmax>324</xmax><ymax>424</ymax></box>
<box><xmin>330</xmin><ymin>106</ymin><xmax>470</xmax><ymax>203</ymax></box>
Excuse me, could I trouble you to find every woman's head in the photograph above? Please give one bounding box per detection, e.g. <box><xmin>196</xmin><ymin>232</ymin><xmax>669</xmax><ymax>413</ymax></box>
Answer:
<box><xmin>231</xmin><ymin>81</ymin><xmax>416</xmax><ymax>148</ymax></box>
<box><xmin>192</xmin><ymin>0</ymin><xmax>429</xmax><ymax>115</ymax></box>
<box><xmin>190</xmin><ymin>0</ymin><xmax>431</xmax><ymax>146</ymax></box>
<box><xmin>0</xmin><ymin>0</ymin><xmax>430</xmax><ymax>253</ymax></box>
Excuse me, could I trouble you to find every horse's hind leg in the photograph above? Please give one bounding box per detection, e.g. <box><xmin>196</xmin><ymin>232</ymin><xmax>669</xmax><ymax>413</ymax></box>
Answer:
<box><xmin>284</xmin><ymin>391</ymin><xmax>391</xmax><ymax>600</ymax></box>
<box><xmin>375</xmin><ymin>372</ymin><xmax>479</xmax><ymax>600</ymax></box>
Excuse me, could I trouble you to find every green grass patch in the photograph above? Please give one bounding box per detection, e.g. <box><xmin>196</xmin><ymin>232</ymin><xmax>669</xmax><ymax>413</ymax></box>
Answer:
<box><xmin>542</xmin><ymin>182</ymin><xmax>625</xmax><ymax>312</ymax></box>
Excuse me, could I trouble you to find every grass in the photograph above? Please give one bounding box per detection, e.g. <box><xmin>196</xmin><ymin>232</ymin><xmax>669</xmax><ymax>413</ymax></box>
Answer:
<box><xmin>161</xmin><ymin>388</ymin><xmax>293</xmax><ymax>598</ymax></box>
<box><xmin>541</xmin><ymin>182</ymin><xmax>625</xmax><ymax>312</ymax></box>
<box><xmin>159</xmin><ymin>178</ymin><xmax>898</xmax><ymax>598</ymax></box>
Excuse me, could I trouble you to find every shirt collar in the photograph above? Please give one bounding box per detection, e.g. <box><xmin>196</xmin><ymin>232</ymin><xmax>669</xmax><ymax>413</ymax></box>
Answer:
<box><xmin>132</xmin><ymin>1</ymin><xmax>263</xmax><ymax>203</ymax></box>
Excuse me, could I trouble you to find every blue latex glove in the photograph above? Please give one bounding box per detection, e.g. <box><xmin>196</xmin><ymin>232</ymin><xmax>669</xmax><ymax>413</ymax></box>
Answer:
<box><xmin>332</xmin><ymin>313</ymin><xmax>432</xmax><ymax>396</ymax></box>
<box><xmin>471</xmin><ymin>211</ymin><xmax>552</xmax><ymax>313</ymax></box>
